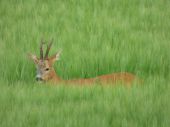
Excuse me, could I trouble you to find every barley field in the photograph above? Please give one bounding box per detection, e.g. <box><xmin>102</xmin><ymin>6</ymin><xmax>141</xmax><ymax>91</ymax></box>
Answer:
<box><xmin>0</xmin><ymin>0</ymin><xmax>170</xmax><ymax>127</ymax></box>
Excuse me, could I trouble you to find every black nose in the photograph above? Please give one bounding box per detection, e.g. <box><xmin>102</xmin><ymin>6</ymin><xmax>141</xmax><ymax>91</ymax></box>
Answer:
<box><xmin>36</xmin><ymin>77</ymin><xmax>43</xmax><ymax>81</ymax></box>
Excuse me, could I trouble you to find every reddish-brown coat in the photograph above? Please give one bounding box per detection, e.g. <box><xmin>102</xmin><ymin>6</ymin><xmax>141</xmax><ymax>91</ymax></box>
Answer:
<box><xmin>50</xmin><ymin>71</ymin><xmax>137</xmax><ymax>86</ymax></box>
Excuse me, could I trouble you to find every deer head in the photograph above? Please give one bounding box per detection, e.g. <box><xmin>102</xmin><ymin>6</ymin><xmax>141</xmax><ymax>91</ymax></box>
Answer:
<box><xmin>29</xmin><ymin>39</ymin><xmax>61</xmax><ymax>82</ymax></box>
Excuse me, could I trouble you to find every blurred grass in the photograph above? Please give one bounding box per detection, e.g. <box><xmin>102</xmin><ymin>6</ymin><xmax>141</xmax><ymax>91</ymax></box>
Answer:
<box><xmin>0</xmin><ymin>79</ymin><xmax>169</xmax><ymax>127</ymax></box>
<box><xmin>0</xmin><ymin>0</ymin><xmax>170</xmax><ymax>126</ymax></box>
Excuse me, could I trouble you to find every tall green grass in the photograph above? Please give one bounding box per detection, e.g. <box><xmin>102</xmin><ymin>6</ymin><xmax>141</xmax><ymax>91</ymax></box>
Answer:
<box><xmin>0</xmin><ymin>0</ymin><xmax>169</xmax><ymax>126</ymax></box>
<box><xmin>0</xmin><ymin>80</ymin><xmax>169</xmax><ymax>127</ymax></box>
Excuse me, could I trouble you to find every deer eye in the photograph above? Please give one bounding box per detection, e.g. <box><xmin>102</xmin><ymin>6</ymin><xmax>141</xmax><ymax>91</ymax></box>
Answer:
<box><xmin>45</xmin><ymin>68</ymin><xmax>49</xmax><ymax>71</ymax></box>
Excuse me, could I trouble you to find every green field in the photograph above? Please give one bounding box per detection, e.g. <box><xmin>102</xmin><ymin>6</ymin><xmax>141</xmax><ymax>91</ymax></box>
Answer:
<box><xmin>0</xmin><ymin>0</ymin><xmax>170</xmax><ymax>126</ymax></box>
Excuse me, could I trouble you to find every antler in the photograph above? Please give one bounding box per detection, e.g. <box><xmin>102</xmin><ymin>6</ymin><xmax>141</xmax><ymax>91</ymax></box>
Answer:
<box><xmin>45</xmin><ymin>39</ymin><xmax>53</xmax><ymax>59</ymax></box>
<box><xmin>40</xmin><ymin>39</ymin><xmax>45</xmax><ymax>60</ymax></box>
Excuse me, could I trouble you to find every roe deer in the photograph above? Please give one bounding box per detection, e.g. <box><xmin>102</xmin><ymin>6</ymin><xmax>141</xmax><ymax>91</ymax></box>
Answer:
<box><xmin>28</xmin><ymin>40</ymin><xmax>138</xmax><ymax>85</ymax></box>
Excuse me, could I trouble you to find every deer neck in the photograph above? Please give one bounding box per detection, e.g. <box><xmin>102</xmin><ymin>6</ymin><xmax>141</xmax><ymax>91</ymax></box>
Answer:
<box><xmin>49</xmin><ymin>69</ymin><xmax>62</xmax><ymax>83</ymax></box>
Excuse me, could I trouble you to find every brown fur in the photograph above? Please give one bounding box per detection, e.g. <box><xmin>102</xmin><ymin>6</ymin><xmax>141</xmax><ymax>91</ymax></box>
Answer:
<box><xmin>49</xmin><ymin>71</ymin><xmax>137</xmax><ymax>86</ymax></box>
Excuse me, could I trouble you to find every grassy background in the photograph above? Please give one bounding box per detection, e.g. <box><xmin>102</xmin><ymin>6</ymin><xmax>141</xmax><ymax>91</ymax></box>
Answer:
<box><xmin>0</xmin><ymin>0</ymin><xmax>170</xmax><ymax>126</ymax></box>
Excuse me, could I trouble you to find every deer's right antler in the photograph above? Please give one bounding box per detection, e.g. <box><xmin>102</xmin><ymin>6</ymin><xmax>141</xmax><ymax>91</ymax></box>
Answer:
<box><xmin>45</xmin><ymin>39</ymin><xmax>53</xmax><ymax>59</ymax></box>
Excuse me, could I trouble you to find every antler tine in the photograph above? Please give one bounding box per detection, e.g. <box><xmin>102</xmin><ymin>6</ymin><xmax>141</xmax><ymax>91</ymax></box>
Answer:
<box><xmin>40</xmin><ymin>39</ymin><xmax>45</xmax><ymax>60</ymax></box>
<box><xmin>45</xmin><ymin>39</ymin><xmax>53</xmax><ymax>59</ymax></box>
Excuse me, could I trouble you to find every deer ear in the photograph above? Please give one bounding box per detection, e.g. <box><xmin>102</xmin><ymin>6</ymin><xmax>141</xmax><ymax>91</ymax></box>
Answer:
<box><xmin>28</xmin><ymin>53</ymin><xmax>39</xmax><ymax>64</ymax></box>
<box><xmin>50</xmin><ymin>50</ymin><xmax>62</xmax><ymax>63</ymax></box>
